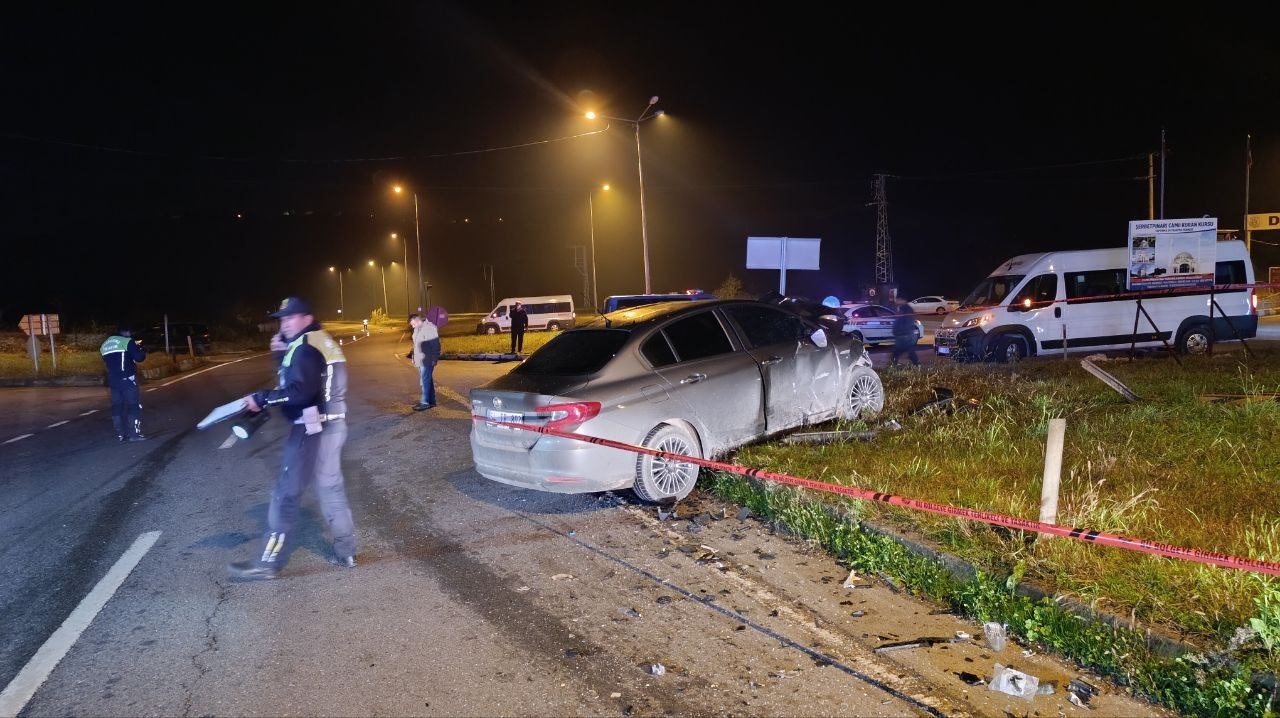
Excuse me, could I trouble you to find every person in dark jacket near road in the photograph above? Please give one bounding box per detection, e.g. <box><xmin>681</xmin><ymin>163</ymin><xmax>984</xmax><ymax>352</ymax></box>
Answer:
<box><xmin>509</xmin><ymin>301</ymin><xmax>528</xmax><ymax>354</ymax></box>
<box><xmin>227</xmin><ymin>296</ymin><xmax>358</xmax><ymax>580</ymax></box>
<box><xmin>408</xmin><ymin>313</ymin><xmax>440</xmax><ymax>411</ymax></box>
<box><xmin>100</xmin><ymin>324</ymin><xmax>147</xmax><ymax>441</ymax></box>
<box><xmin>890</xmin><ymin>303</ymin><xmax>921</xmax><ymax>367</ymax></box>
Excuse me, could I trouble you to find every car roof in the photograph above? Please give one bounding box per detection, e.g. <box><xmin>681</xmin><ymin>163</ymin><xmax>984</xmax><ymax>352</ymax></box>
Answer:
<box><xmin>839</xmin><ymin>303</ymin><xmax>890</xmax><ymax>311</ymax></box>
<box><xmin>586</xmin><ymin>298</ymin><xmax>798</xmax><ymax>329</ymax></box>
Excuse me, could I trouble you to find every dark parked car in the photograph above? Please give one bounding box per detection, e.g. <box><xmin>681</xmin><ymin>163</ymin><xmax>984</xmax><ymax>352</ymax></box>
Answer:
<box><xmin>470</xmin><ymin>299</ymin><xmax>884</xmax><ymax>502</ymax></box>
<box><xmin>139</xmin><ymin>322</ymin><xmax>211</xmax><ymax>355</ymax></box>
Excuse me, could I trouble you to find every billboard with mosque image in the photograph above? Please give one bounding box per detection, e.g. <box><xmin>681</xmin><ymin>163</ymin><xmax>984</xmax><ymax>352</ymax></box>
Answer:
<box><xmin>1126</xmin><ymin>218</ymin><xmax>1217</xmax><ymax>291</ymax></box>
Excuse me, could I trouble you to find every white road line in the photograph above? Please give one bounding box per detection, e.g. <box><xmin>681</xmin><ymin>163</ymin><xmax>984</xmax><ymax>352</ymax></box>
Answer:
<box><xmin>0</xmin><ymin>531</ymin><xmax>161</xmax><ymax>717</ymax></box>
<box><xmin>46</xmin><ymin>421</ymin><xmax>69</xmax><ymax>428</ymax></box>
<box><xmin>3</xmin><ymin>434</ymin><xmax>33</xmax><ymax>445</ymax></box>
<box><xmin>159</xmin><ymin>352</ymin><xmax>268</xmax><ymax>388</ymax></box>
<box><xmin>79</xmin><ymin>410</ymin><xmax>97</xmax><ymax>416</ymax></box>
<box><xmin>146</xmin><ymin>387</ymin><xmax>159</xmax><ymax>392</ymax></box>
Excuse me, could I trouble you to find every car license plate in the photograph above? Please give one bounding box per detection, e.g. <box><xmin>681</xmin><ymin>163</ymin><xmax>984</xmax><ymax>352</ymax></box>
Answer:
<box><xmin>936</xmin><ymin>346</ymin><xmax>950</xmax><ymax>355</ymax></box>
<box><xmin>487</xmin><ymin>410</ymin><xmax>522</xmax><ymax>429</ymax></box>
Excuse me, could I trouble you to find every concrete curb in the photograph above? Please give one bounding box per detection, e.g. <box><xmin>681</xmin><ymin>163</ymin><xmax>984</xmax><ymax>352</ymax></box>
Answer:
<box><xmin>0</xmin><ymin>375</ymin><xmax>106</xmax><ymax>388</ymax></box>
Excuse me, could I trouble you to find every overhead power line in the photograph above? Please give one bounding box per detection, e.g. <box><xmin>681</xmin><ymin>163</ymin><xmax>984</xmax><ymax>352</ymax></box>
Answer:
<box><xmin>0</xmin><ymin>126</ymin><xmax>609</xmax><ymax>163</ymax></box>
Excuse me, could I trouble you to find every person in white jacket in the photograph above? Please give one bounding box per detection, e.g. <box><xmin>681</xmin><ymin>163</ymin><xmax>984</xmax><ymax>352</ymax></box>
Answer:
<box><xmin>408</xmin><ymin>313</ymin><xmax>440</xmax><ymax>411</ymax></box>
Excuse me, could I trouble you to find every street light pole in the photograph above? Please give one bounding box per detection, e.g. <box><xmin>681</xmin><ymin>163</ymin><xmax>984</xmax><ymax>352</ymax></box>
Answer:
<box><xmin>633</xmin><ymin>121</ymin><xmax>651</xmax><ymax>294</ymax></box>
<box><xmin>370</xmin><ymin>260</ymin><xmax>388</xmax><ymax>314</ymax></box>
<box><xmin>414</xmin><ymin>192</ymin><xmax>424</xmax><ymax>311</ymax></box>
<box><xmin>392</xmin><ymin>233</ymin><xmax>409</xmax><ymax>317</ymax></box>
<box><xmin>330</xmin><ymin>266</ymin><xmax>344</xmax><ymax>318</ymax></box>
<box><xmin>586</xmin><ymin>97</ymin><xmax>663</xmax><ymax>294</ymax></box>
<box><xmin>588</xmin><ymin>183</ymin><xmax>609</xmax><ymax>311</ymax></box>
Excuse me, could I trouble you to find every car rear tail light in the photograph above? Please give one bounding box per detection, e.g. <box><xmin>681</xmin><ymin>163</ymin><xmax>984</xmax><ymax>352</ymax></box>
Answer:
<box><xmin>533</xmin><ymin>401</ymin><xmax>601</xmax><ymax>431</ymax></box>
<box><xmin>1252</xmin><ymin>293</ymin><xmax>1258</xmax><ymax>315</ymax></box>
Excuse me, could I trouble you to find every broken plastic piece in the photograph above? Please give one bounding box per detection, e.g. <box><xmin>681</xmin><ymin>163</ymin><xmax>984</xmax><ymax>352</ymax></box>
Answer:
<box><xmin>983</xmin><ymin>621</ymin><xmax>1008</xmax><ymax>652</ymax></box>
<box><xmin>988</xmin><ymin>663</ymin><xmax>1040</xmax><ymax>699</ymax></box>
<box><xmin>956</xmin><ymin>671</ymin><xmax>985</xmax><ymax>686</ymax></box>
<box><xmin>873</xmin><ymin>637</ymin><xmax>953</xmax><ymax>653</ymax></box>
<box><xmin>648</xmin><ymin>663</ymin><xmax>666</xmax><ymax>676</ymax></box>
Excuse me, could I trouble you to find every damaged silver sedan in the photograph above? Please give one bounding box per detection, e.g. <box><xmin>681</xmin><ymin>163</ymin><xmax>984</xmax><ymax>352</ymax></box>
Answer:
<box><xmin>469</xmin><ymin>299</ymin><xmax>884</xmax><ymax>502</ymax></box>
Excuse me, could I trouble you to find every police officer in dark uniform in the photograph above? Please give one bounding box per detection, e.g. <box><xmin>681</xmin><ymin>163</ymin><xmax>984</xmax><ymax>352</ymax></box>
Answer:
<box><xmin>228</xmin><ymin>296</ymin><xmax>354</xmax><ymax>580</ymax></box>
<box><xmin>100</xmin><ymin>324</ymin><xmax>147</xmax><ymax>441</ymax></box>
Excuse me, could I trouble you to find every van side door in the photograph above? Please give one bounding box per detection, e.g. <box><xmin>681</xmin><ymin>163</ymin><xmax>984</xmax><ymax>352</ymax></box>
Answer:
<box><xmin>1006</xmin><ymin>273</ymin><xmax>1061</xmax><ymax>351</ymax></box>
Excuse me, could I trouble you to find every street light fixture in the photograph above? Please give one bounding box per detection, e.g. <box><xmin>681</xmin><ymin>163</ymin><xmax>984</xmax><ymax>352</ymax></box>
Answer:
<box><xmin>586</xmin><ymin>96</ymin><xmax>665</xmax><ymax>293</ymax></box>
<box><xmin>391</xmin><ymin>185</ymin><xmax>425</xmax><ymax>310</ymax></box>
<box><xmin>588</xmin><ymin>183</ymin><xmax>610</xmax><ymax>310</ymax></box>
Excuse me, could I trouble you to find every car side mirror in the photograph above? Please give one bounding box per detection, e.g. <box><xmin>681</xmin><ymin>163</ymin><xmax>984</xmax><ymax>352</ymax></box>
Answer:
<box><xmin>809</xmin><ymin>327</ymin><xmax>828</xmax><ymax>348</ymax></box>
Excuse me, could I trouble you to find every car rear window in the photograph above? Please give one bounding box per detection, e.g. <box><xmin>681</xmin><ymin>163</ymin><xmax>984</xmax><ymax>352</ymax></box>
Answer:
<box><xmin>514</xmin><ymin>329</ymin><xmax>630</xmax><ymax>375</ymax></box>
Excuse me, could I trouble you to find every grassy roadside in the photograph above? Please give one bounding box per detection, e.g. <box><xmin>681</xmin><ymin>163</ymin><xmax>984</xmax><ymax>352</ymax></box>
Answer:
<box><xmin>712</xmin><ymin>349</ymin><xmax>1280</xmax><ymax>715</ymax></box>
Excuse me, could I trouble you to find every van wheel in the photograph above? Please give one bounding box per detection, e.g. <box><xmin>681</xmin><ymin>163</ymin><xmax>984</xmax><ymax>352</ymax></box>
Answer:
<box><xmin>484</xmin><ymin>324</ymin><xmax>499</xmax><ymax>335</ymax></box>
<box><xmin>1179</xmin><ymin>324</ymin><xmax>1212</xmax><ymax>355</ymax></box>
<box><xmin>633</xmin><ymin>424</ymin><xmax>700</xmax><ymax>503</ymax></box>
<box><xmin>842</xmin><ymin>366</ymin><xmax>884</xmax><ymax>419</ymax></box>
<box><xmin>993</xmin><ymin>336</ymin><xmax>1027</xmax><ymax>363</ymax></box>
<box><xmin>547</xmin><ymin>321</ymin><xmax>561</xmax><ymax>331</ymax></box>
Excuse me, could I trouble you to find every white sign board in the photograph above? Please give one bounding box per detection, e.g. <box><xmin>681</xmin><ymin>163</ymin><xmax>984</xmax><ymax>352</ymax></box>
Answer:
<box><xmin>746</xmin><ymin>237</ymin><xmax>821</xmax><ymax>270</ymax></box>
<box><xmin>746</xmin><ymin>237</ymin><xmax>821</xmax><ymax>296</ymax></box>
<box><xmin>1127</xmin><ymin>218</ymin><xmax>1217</xmax><ymax>291</ymax></box>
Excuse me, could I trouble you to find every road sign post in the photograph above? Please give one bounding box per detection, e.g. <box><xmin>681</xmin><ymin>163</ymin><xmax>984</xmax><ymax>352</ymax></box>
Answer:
<box><xmin>18</xmin><ymin>314</ymin><xmax>61</xmax><ymax>373</ymax></box>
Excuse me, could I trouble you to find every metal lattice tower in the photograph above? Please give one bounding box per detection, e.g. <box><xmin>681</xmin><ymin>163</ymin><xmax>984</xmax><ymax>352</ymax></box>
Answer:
<box><xmin>871</xmin><ymin>174</ymin><xmax>893</xmax><ymax>285</ymax></box>
<box><xmin>569</xmin><ymin>246</ymin><xmax>589</xmax><ymax>307</ymax></box>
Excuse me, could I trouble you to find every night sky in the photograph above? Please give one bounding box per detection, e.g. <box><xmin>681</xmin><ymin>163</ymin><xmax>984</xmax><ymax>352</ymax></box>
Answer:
<box><xmin>3</xmin><ymin>5</ymin><xmax>1278</xmax><ymax>327</ymax></box>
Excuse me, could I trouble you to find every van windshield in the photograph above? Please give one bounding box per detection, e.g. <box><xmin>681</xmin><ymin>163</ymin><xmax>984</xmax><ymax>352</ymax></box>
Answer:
<box><xmin>960</xmin><ymin>275</ymin><xmax>1025</xmax><ymax>309</ymax></box>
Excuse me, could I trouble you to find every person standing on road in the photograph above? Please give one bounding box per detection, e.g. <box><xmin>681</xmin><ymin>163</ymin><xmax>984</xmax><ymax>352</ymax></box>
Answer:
<box><xmin>890</xmin><ymin>303</ymin><xmax>921</xmax><ymax>368</ymax></box>
<box><xmin>509</xmin><ymin>301</ymin><xmax>528</xmax><ymax>354</ymax></box>
<box><xmin>408</xmin><ymin>313</ymin><xmax>440</xmax><ymax>411</ymax></box>
<box><xmin>227</xmin><ymin>296</ymin><xmax>359</xmax><ymax>580</ymax></box>
<box><xmin>100</xmin><ymin>324</ymin><xmax>147</xmax><ymax>442</ymax></box>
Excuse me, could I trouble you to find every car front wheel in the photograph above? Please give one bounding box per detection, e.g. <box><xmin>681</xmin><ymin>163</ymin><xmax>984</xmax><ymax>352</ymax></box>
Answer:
<box><xmin>842</xmin><ymin>366</ymin><xmax>884</xmax><ymax>420</ymax></box>
<box><xmin>633</xmin><ymin>423</ymin><xmax>700</xmax><ymax>503</ymax></box>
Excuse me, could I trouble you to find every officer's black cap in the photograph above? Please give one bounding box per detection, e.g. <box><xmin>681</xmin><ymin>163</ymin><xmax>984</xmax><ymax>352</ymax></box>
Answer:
<box><xmin>270</xmin><ymin>296</ymin><xmax>314</xmax><ymax>318</ymax></box>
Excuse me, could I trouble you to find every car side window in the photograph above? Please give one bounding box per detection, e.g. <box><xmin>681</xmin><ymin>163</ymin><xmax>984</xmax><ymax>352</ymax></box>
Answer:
<box><xmin>724</xmin><ymin>305</ymin><xmax>804</xmax><ymax>347</ymax></box>
<box><xmin>662</xmin><ymin>312</ymin><xmax>734</xmax><ymax>362</ymax></box>
<box><xmin>640</xmin><ymin>334</ymin><xmax>678</xmax><ymax>368</ymax></box>
<box><xmin>494</xmin><ymin>306</ymin><xmax>507</xmax><ymax>317</ymax></box>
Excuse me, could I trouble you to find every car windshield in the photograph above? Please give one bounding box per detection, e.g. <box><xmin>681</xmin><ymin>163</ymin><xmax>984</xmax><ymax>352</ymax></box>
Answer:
<box><xmin>514</xmin><ymin>329</ymin><xmax>631</xmax><ymax>375</ymax></box>
<box><xmin>960</xmin><ymin>275</ymin><xmax>1024</xmax><ymax>309</ymax></box>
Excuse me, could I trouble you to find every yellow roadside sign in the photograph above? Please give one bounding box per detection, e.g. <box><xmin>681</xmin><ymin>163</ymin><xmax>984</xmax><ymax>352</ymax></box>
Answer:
<box><xmin>1247</xmin><ymin>213</ymin><xmax>1280</xmax><ymax>231</ymax></box>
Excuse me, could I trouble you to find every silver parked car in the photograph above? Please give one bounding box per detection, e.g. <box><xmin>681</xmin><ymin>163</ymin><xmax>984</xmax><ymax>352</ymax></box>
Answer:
<box><xmin>469</xmin><ymin>299</ymin><xmax>884</xmax><ymax>502</ymax></box>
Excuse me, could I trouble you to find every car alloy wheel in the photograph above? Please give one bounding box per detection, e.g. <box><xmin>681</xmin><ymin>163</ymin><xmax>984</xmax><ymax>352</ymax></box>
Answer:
<box><xmin>844</xmin><ymin>366</ymin><xmax>884</xmax><ymax>419</ymax></box>
<box><xmin>633</xmin><ymin>423</ymin><xmax>700</xmax><ymax>503</ymax></box>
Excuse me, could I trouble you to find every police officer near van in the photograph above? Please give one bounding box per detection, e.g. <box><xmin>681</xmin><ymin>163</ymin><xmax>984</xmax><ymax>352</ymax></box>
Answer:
<box><xmin>100</xmin><ymin>324</ymin><xmax>147</xmax><ymax>442</ymax></box>
<box><xmin>227</xmin><ymin>296</ymin><xmax>358</xmax><ymax>580</ymax></box>
<box><xmin>509</xmin><ymin>301</ymin><xmax>528</xmax><ymax>354</ymax></box>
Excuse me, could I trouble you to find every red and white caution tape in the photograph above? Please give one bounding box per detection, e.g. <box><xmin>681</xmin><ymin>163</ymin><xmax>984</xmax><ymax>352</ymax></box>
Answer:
<box><xmin>473</xmin><ymin>416</ymin><xmax>1280</xmax><ymax>577</ymax></box>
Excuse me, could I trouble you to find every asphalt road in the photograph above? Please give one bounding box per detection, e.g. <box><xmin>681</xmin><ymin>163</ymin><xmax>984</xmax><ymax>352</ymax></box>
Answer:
<box><xmin>0</xmin><ymin>329</ymin><xmax>1164</xmax><ymax>717</ymax></box>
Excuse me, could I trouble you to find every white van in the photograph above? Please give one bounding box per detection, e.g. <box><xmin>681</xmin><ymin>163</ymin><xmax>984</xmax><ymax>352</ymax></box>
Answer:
<box><xmin>476</xmin><ymin>295</ymin><xmax>576</xmax><ymax>335</ymax></box>
<box><xmin>935</xmin><ymin>241</ymin><xmax>1258</xmax><ymax>362</ymax></box>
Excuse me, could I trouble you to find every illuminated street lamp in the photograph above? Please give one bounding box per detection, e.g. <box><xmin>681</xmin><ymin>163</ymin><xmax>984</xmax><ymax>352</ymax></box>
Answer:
<box><xmin>392</xmin><ymin>185</ymin><xmax>425</xmax><ymax>310</ymax></box>
<box><xmin>586</xmin><ymin>96</ymin><xmax>665</xmax><ymax>293</ymax></box>
<box><xmin>588</xmin><ymin>183</ymin><xmax>610</xmax><ymax>310</ymax></box>
<box><xmin>328</xmin><ymin>266</ymin><xmax>344</xmax><ymax>317</ymax></box>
